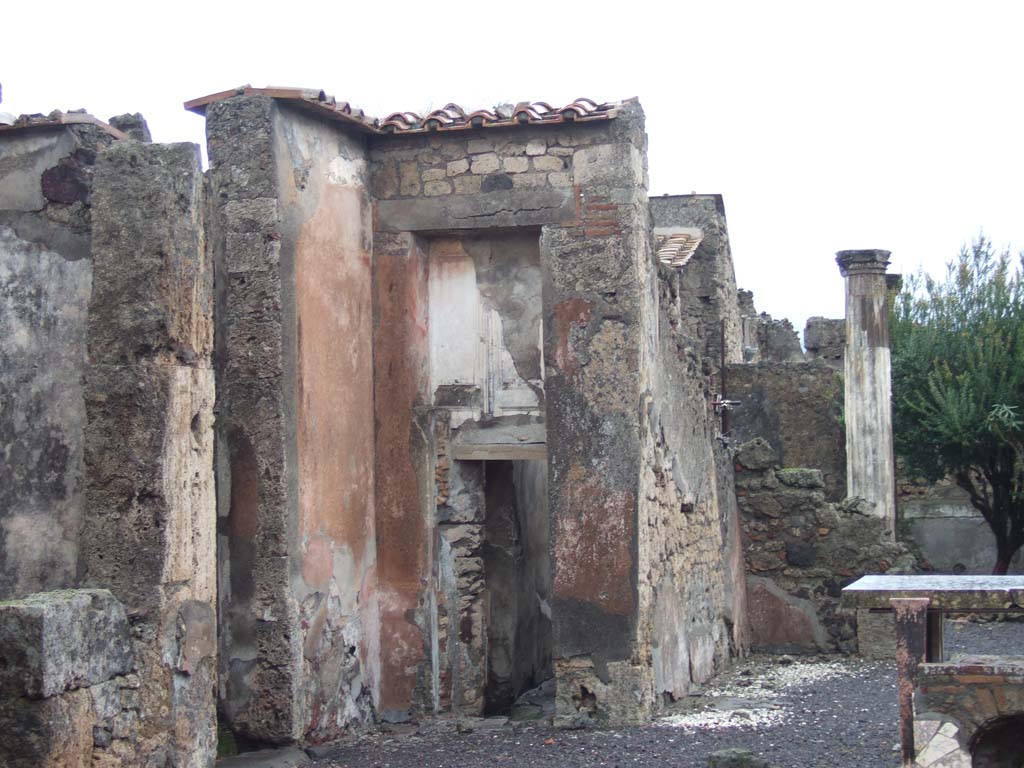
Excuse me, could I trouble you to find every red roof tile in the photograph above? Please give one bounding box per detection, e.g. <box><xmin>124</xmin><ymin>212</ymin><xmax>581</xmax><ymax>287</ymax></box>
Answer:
<box><xmin>184</xmin><ymin>86</ymin><xmax>628</xmax><ymax>135</ymax></box>
<box><xmin>0</xmin><ymin>110</ymin><xmax>127</xmax><ymax>140</ymax></box>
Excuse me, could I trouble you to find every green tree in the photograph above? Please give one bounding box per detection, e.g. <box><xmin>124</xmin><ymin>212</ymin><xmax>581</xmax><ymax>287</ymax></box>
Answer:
<box><xmin>890</xmin><ymin>237</ymin><xmax>1024</xmax><ymax>573</ymax></box>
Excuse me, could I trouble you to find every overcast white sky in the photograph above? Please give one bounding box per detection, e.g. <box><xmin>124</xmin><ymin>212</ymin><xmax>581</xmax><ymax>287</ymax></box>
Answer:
<box><xmin>4</xmin><ymin>1</ymin><xmax>1022</xmax><ymax>335</ymax></box>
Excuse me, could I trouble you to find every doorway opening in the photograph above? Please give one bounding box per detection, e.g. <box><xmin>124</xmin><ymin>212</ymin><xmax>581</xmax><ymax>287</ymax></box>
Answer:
<box><xmin>481</xmin><ymin>459</ymin><xmax>552</xmax><ymax>715</ymax></box>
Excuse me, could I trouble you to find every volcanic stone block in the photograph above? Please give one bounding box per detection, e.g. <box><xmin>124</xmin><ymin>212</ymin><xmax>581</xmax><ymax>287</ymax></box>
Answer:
<box><xmin>734</xmin><ymin>438</ymin><xmax>775</xmax><ymax>471</ymax></box>
<box><xmin>0</xmin><ymin>686</ymin><xmax>95</xmax><ymax>768</ymax></box>
<box><xmin>83</xmin><ymin>363</ymin><xmax>212</xmax><ymax>609</ymax></box>
<box><xmin>0</xmin><ymin>589</ymin><xmax>132</xmax><ymax>699</ymax></box>
<box><xmin>83</xmin><ymin>134</ymin><xmax>216</xmax><ymax>766</ymax></box>
<box><xmin>88</xmin><ymin>141</ymin><xmax>211</xmax><ymax>366</ymax></box>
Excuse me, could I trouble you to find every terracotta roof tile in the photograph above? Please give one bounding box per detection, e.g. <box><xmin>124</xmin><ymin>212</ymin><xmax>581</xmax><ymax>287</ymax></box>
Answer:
<box><xmin>0</xmin><ymin>110</ymin><xmax>127</xmax><ymax>140</ymax></box>
<box><xmin>184</xmin><ymin>86</ymin><xmax>628</xmax><ymax>135</ymax></box>
<box><xmin>655</xmin><ymin>228</ymin><xmax>704</xmax><ymax>268</ymax></box>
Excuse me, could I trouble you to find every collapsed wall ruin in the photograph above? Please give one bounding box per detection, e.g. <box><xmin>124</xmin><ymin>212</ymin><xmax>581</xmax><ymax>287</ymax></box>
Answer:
<box><xmin>0</xmin><ymin>88</ymin><xmax>759</xmax><ymax>763</ymax></box>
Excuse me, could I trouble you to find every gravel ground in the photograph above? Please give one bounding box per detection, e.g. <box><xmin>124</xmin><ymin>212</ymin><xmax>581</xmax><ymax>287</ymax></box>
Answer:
<box><xmin>307</xmin><ymin>620</ymin><xmax>1023</xmax><ymax>768</ymax></box>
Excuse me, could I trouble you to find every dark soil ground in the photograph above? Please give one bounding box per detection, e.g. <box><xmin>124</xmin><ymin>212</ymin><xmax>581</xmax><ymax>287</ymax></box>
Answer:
<box><xmin>306</xmin><ymin>619</ymin><xmax>1022</xmax><ymax>768</ymax></box>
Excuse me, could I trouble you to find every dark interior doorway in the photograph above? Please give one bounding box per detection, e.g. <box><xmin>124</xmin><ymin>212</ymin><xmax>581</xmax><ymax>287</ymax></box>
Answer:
<box><xmin>481</xmin><ymin>459</ymin><xmax>552</xmax><ymax>714</ymax></box>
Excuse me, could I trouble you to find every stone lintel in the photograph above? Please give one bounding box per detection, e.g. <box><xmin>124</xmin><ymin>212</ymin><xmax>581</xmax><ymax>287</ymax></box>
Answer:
<box><xmin>375</xmin><ymin>188</ymin><xmax>573</xmax><ymax>232</ymax></box>
<box><xmin>836</xmin><ymin>249</ymin><xmax>891</xmax><ymax>277</ymax></box>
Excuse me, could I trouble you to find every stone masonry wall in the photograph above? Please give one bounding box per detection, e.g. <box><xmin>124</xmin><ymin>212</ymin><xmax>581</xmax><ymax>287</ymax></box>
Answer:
<box><xmin>803</xmin><ymin>316</ymin><xmax>844</xmax><ymax>368</ymax></box>
<box><xmin>0</xmin><ymin>123</ymin><xmax>116</xmax><ymax>599</ymax></box>
<box><xmin>83</xmin><ymin>140</ymin><xmax>216</xmax><ymax>766</ymax></box>
<box><xmin>734</xmin><ymin>438</ymin><xmax>913</xmax><ymax>653</ymax></box>
<box><xmin>207</xmin><ymin>95</ymin><xmax>300</xmax><ymax>743</ymax></box>
<box><xmin>735</xmin><ymin>289</ymin><xmax>804</xmax><ymax>364</ymax></box>
<box><xmin>726</xmin><ymin>361</ymin><xmax>846</xmax><ymax>501</ymax></box>
<box><xmin>649</xmin><ymin>195</ymin><xmax>742</xmax><ymax>379</ymax></box>
<box><xmin>636</xmin><ymin>257</ymin><xmax>747</xmax><ymax>711</ymax></box>
<box><xmin>276</xmin><ymin>103</ymin><xmax>378</xmax><ymax>741</ymax></box>
<box><xmin>369</xmin><ymin>103</ymin><xmax>708</xmax><ymax>725</ymax></box>
<box><xmin>207</xmin><ymin>96</ymin><xmax>379</xmax><ymax>744</ymax></box>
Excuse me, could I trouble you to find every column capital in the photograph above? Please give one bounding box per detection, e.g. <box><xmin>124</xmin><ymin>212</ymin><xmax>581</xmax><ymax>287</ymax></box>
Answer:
<box><xmin>836</xmin><ymin>249</ymin><xmax>891</xmax><ymax>277</ymax></box>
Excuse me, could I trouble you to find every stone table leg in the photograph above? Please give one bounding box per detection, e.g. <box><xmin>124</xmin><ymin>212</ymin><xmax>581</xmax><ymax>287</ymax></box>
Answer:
<box><xmin>891</xmin><ymin>597</ymin><xmax>930</xmax><ymax>767</ymax></box>
<box><xmin>926</xmin><ymin>610</ymin><xmax>944</xmax><ymax>662</ymax></box>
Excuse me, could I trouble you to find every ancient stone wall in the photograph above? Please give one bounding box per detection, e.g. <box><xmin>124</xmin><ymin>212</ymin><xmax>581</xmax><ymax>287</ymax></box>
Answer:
<box><xmin>368</xmin><ymin>103</ymin><xmax>724</xmax><ymax>725</ymax></box>
<box><xmin>0</xmin><ymin>122</ymin><xmax>115</xmax><ymax>599</ymax></box>
<box><xmin>725</xmin><ymin>361</ymin><xmax>846</xmax><ymax>501</ymax></box>
<box><xmin>372</xmin><ymin>230</ymin><xmax>433</xmax><ymax>721</ymax></box>
<box><xmin>636</xmin><ymin>258</ymin><xmax>748</xmax><ymax>711</ymax></box>
<box><xmin>83</xmin><ymin>140</ymin><xmax>216</xmax><ymax>766</ymax></box>
<box><xmin>734</xmin><ymin>439</ymin><xmax>913</xmax><ymax>653</ymax></box>
<box><xmin>898</xmin><ymin>474</ymin><xmax>1024</xmax><ymax>574</ymax></box>
<box><xmin>803</xmin><ymin>316</ymin><xmax>844</xmax><ymax>368</ymax></box>
<box><xmin>649</xmin><ymin>195</ymin><xmax>742</xmax><ymax>379</ymax></box>
<box><xmin>207</xmin><ymin>96</ymin><xmax>377</xmax><ymax>743</ymax></box>
<box><xmin>735</xmin><ymin>289</ymin><xmax>804</xmax><ymax>364</ymax></box>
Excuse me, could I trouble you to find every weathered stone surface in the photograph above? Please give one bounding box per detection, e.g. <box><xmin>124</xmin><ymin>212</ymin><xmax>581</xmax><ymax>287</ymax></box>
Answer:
<box><xmin>0</xmin><ymin>225</ymin><xmax>90</xmax><ymax>599</ymax></box>
<box><xmin>803</xmin><ymin>316</ymin><xmax>844</xmax><ymax>366</ymax></box>
<box><xmin>572</xmin><ymin>142</ymin><xmax>642</xmax><ymax>187</ymax></box>
<box><xmin>0</xmin><ymin>589</ymin><xmax>132</xmax><ymax>698</ymax></box>
<box><xmin>738</xmin><ymin>451</ymin><xmax>915</xmax><ymax>653</ymax></box>
<box><xmin>0</xmin><ymin>686</ymin><xmax>95</xmax><ymax>768</ymax></box>
<box><xmin>651</xmin><ymin>195</ymin><xmax>743</xmax><ymax>375</ymax></box>
<box><xmin>856</xmin><ymin>609</ymin><xmax>895</xmax><ymax>659</ymax></box>
<box><xmin>726</xmin><ymin>363</ymin><xmax>845</xmax><ymax>500</ymax></box>
<box><xmin>708</xmin><ymin>748</ymin><xmax>771</xmax><ymax>768</ymax></box>
<box><xmin>1</xmin><ymin>124</ymin><xmax>117</xmax><ymax>601</ymax></box>
<box><xmin>776</xmin><ymin>467</ymin><xmax>825</xmax><ymax>489</ymax></box>
<box><xmin>217</xmin><ymin>746</ymin><xmax>311</xmax><ymax>767</ymax></box>
<box><xmin>88</xmin><ymin>141</ymin><xmax>211</xmax><ymax>366</ymax></box>
<box><xmin>746</xmin><ymin>576</ymin><xmax>829</xmax><ymax>652</ymax></box>
<box><xmin>914</xmin><ymin>658</ymin><xmax>1024</xmax><ymax>767</ymax></box>
<box><xmin>837</xmin><ymin>249</ymin><xmax>896</xmax><ymax>528</ymax></box>
<box><xmin>107</xmin><ymin>113</ymin><xmax>152</xmax><ymax>142</ymax></box>
<box><xmin>83</xmin><ymin>364</ymin><xmax>210</xmax><ymax>608</ymax></box>
<box><xmin>83</xmin><ymin>134</ymin><xmax>216</xmax><ymax>767</ymax></box>
<box><xmin>375</xmin><ymin>188</ymin><xmax>574</xmax><ymax>232</ymax></box>
<box><xmin>734</xmin><ymin>438</ymin><xmax>775</xmax><ymax>471</ymax></box>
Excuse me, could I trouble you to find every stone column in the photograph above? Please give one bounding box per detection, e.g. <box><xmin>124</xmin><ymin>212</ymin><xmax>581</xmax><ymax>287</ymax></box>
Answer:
<box><xmin>836</xmin><ymin>249</ymin><xmax>896</xmax><ymax>536</ymax></box>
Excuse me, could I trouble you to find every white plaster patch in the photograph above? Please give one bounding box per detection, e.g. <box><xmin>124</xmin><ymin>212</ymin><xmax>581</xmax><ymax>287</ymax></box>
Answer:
<box><xmin>327</xmin><ymin>155</ymin><xmax>367</xmax><ymax>187</ymax></box>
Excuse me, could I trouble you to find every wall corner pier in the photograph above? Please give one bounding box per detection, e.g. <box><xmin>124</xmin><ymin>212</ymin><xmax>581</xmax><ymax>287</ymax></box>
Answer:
<box><xmin>82</xmin><ymin>140</ymin><xmax>217</xmax><ymax>767</ymax></box>
<box><xmin>836</xmin><ymin>248</ymin><xmax>897</xmax><ymax>537</ymax></box>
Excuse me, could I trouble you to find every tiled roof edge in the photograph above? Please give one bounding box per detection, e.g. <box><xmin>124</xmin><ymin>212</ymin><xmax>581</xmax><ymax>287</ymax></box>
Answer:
<box><xmin>0</xmin><ymin>110</ymin><xmax>128</xmax><ymax>140</ymax></box>
<box><xmin>184</xmin><ymin>85</ymin><xmax>633</xmax><ymax>135</ymax></box>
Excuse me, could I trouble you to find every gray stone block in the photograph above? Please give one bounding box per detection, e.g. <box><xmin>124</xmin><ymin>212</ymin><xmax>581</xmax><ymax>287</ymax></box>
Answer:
<box><xmin>0</xmin><ymin>589</ymin><xmax>132</xmax><ymax>698</ymax></box>
<box><xmin>708</xmin><ymin>748</ymin><xmax>771</xmax><ymax>768</ymax></box>
<box><xmin>735</xmin><ymin>438</ymin><xmax>775</xmax><ymax>471</ymax></box>
<box><xmin>776</xmin><ymin>467</ymin><xmax>825</xmax><ymax>489</ymax></box>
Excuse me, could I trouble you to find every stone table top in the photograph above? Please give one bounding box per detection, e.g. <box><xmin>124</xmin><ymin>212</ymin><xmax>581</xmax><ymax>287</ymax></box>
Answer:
<box><xmin>840</xmin><ymin>575</ymin><xmax>1024</xmax><ymax>611</ymax></box>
